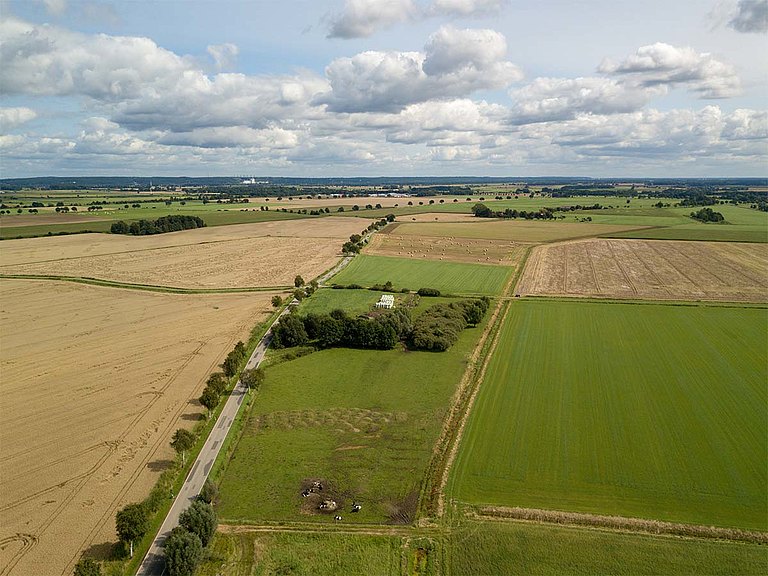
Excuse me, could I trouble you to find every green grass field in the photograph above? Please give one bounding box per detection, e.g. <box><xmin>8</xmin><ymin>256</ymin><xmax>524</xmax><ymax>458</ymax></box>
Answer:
<box><xmin>448</xmin><ymin>520</ymin><xmax>768</xmax><ymax>575</ymax></box>
<box><xmin>198</xmin><ymin>531</ymin><xmax>407</xmax><ymax>576</ymax></box>
<box><xmin>449</xmin><ymin>300</ymin><xmax>768</xmax><ymax>530</ymax></box>
<box><xmin>217</xmin><ymin>305</ymin><xmax>488</xmax><ymax>524</ymax></box>
<box><xmin>330</xmin><ymin>255</ymin><xmax>512</xmax><ymax>295</ymax></box>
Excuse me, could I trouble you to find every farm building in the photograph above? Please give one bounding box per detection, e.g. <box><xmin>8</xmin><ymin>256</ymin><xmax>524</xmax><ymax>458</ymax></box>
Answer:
<box><xmin>375</xmin><ymin>294</ymin><xmax>395</xmax><ymax>309</ymax></box>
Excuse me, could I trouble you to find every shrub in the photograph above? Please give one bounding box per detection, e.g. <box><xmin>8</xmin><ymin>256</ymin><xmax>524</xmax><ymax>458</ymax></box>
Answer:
<box><xmin>417</xmin><ymin>288</ymin><xmax>441</xmax><ymax>297</ymax></box>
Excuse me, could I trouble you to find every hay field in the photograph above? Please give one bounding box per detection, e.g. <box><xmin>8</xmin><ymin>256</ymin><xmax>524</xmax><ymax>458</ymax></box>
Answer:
<box><xmin>0</xmin><ymin>280</ymin><xmax>273</xmax><ymax>576</ymax></box>
<box><xmin>448</xmin><ymin>300</ymin><xmax>768</xmax><ymax>530</ymax></box>
<box><xmin>366</xmin><ymin>233</ymin><xmax>527</xmax><ymax>266</ymax></box>
<box><xmin>397</xmin><ymin>212</ymin><xmax>478</xmax><ymax>222</ymax></box>
<box><xmin>0</xmin><ymin>218</ymin><xmax>368</xmax><ymax>289</ymax></box>
<box><xmin>388</xmin><ymin>221</ymin><xmax>647</xmax><ymax>242</ymax></box>
<box><xmin>518</xmin><ymin>239</ymin><xmax>768</xmax><ymax>302</ymax></box>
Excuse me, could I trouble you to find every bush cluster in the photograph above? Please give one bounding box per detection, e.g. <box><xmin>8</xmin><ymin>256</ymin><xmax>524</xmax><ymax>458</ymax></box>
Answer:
<box><xmin>690</xmin><ymin>207</ymin><xmax>725</xmax><ymax>223</ymax></box>
<box><xmin>110</xmin><ymin>215</ymin><xmax>205</xmax><ymax>235</ymax></box>
<box><xmin>417</xmin><ymin>287</ymin><xmax>441</xmax><ymax>297</ymax></box>
<box><xmin>411</xmin><ymin>298</ymin><xmax>490</xmax><ymax>351</ymax></box>
<box><xmin>273</xmin><ymin>298</ymin><xmax>488</xmax><ymax>353</ymax></box>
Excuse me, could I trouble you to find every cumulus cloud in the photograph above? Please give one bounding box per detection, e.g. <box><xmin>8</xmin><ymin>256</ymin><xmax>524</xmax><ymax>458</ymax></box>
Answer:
<box><xmin>320</xmin><ymin>26</ymin><xmax>521</xmax><ymax>112</ymax></box>
<box><xmin>508</xmin><ymin>77</ymin><xmax>662</xmax><ymax>124</ymax></box>
<box><xmin>729</xmin><ymin>0</ymin><xmax>768</xmax><ymax>32</ymax></box>
<box><xmin>599</xmin><ymin>42</ymin><xmax>741</xmax><ymax>98</ymax></box>
<box><xmin>207</xmin><ymin>43</ymin><xmax>239</xmax><ymax>71</ymax></box>
<box><xmin>0</xmin><ymin>107</ymin><xmax>38</xmax><ymax>131</ymax></box>
<box><xmin>328</xmin><ymin>0</ymin><xmax>417</xmax><ymax>38</ymax></box>
<box><xmin>0</xmin><ymin>17</ymin><xmax>193</xmax><ymax>100</ymax></box>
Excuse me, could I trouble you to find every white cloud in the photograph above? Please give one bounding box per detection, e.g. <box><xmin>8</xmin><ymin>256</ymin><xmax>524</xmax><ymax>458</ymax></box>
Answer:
<box><xmin>599</xmin><ymin>42</ymin><xmax>741</xmax><ymax>98</ymax></box>
<box><xmin>0</xmin><ymin>107</ymin><xmax>38</xmax><ymax>131</ymax></box>
<box><xmin>328</xmin><ymin>0</ymin><xmax>417</xmax><ymax>38</ymax></box>
<box><xmin>0</xmin><ymin>17</ymin><xmax>192</xmax><ymax>100</ymax></box>
<box><xmin>729</xmin><ymin>0</ymin><xmax>768</xmax><ymax>33</ymax></box>
<box><xmin>207</xmin><ymin>43</ymin><xmax>239</xmax><ymax>71</ymax></box>
<box><xmin>508</xmin><ymin>77</ymin><xmax>662</xmax><ymax>124</ymax></box>
<box><xmin>320</xmin><ymin>26</ymin><xmax>521</xmax><ymax>112</ymax></box>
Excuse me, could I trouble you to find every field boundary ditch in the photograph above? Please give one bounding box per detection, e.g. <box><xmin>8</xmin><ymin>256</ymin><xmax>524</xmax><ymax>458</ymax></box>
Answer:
<box><xmin>474</xmin><ymin>506</ymin><xmax>768</xmax><ymax>544</ymax></box>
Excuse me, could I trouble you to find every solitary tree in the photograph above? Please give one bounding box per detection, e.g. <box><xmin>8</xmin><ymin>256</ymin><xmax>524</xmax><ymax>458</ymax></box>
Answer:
<box><xmin>271</xmin><ymin>295</ymin><xmax>283</xmax><ymax>307</ymax></box>
<box><xmin>115</xmin><ymin>503</ymin><xmax>149</xmax><ymax>558</ymax></box>
<box><xmin>179</xmin><ymin>500</ymin><xmax>217</xmax><ymax>547</ymax></box>
<box><xmin>199</xmin><ymin>388</ymin><xmax>219</xmax><ymax>417</ymax></box>
<box><xmin>240</xmin><ymin>367</ymin><xmax>265</xmax><ymax>392</ymax></box>
<box><xmin>294</xmin><ymin>275</ymin><xmax>305</xmax><ymax>288</ymax></box>
<box><xmin>73</xmin><ymin>557</ymin><xmax>102</xmax><ymax>576</ymax></box>
<box><xmin>170</xmin><ymin>428</ymin><xmax>195</xmax><ymax>465</ymax></box>
<box><xmin>164</xmin><ymin>527</ymin><xmax>203</xmax><ymax>576</ymax></box>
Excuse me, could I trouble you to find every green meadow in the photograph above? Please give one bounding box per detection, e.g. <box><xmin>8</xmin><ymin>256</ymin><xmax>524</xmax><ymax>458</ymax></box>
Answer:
<box><xmin>217</xmin><ymin>290</ymin><xmax>489</xmax><ymax>525</ymax></box>
<box><xmin>331</xmin><ymin>254</ymin><xmax>512</xmax><ymax>295</ymax></box>
<box><xmin>449</xmin><ymin>299</ymin><xmax>768</xmax><ymax>530</ymax></box>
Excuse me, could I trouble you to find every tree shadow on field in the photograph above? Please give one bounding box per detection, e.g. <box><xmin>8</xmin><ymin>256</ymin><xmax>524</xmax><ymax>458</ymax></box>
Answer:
<box><xmin>82</xmin><ymin>541</ymin><xmax>125</xmax><ymax>561</ymax></box>
<box><xmin>146</xmin><ymin>459</ymin><xmax>175</xmax><ymax>472</ymax></box>
<box><xmin>179</xmin><ymin>412</ymin><xmax>204</xmax><ymax>422</ymax></box>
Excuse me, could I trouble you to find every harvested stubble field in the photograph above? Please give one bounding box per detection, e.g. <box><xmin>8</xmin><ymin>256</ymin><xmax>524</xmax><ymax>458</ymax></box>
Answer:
<box><xmin>0</xmin><ymin>280</ymin><xmax>274</xmax><ymax>576</ymax></box>
<box><xmin>449</xmin><ymin>300</ymin><xmax>767</xmax><ymax>530</ymax></box>
<box><xmin>0</xmin><ymin>218</ymin><xmax>369</xmax><ymax>289</ymax></box>
<box><xmin>518</xmin><ymin>238</ymin><xmax>768</xmax><ymax>302</ymax></box>
<box><xmin>387</xmin><ymin>220</ymin><xmax>648</xmax><ymax>243</ymax></box>
<box><xmin>366</xmin><ymin>233</ymin><xmax>528</xmax><ymax>266</ymax></box>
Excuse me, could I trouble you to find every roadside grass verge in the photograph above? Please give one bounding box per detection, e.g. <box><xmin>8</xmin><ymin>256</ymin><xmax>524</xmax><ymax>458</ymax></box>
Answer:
<box><xmin>330</xmin><ymin>254</ymin><xmax>512</xmax><ymax>295</ymax></box>
<box><xmin>448</xmin><ymin>300</ymin><xmax>767</xmax><ymax>530</ymax></box>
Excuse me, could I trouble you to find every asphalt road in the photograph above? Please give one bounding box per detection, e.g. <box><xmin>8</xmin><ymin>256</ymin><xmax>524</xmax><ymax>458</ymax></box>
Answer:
<box><xmin>135</xmin><ymin>305</ymin><xmax>291</xmax><ymax>576</ymax></box>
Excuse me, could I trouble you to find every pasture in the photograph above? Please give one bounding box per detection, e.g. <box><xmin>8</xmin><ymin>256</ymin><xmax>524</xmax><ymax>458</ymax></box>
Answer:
<box><xmin>518</xmin><ymin>239</ymin><xmax>768</xmax><ymax>302</ymax></box>
<box><xmin>366</xmin><ymin>233</ymin><xmax>527</xmax><ymax>266</ymax></box>
<box><xmin>448</xmin><ymin>300</ymin><xmax>767</xmax><ymax>530</ymax></box>
<box><xmin>0</xmin><ymin>280</ymin><xmax>274</xmax><ymax>576</ymax></box>
<box><xmin>198</xmin><ymin>530</ymin><xmax>407</xmax><ymax>576</ymax></box>
<box><xmin>448</xmin><ymin>520</ymin><xmax>768</xmax><ymax>575</ymax></box>
<box><xmin>0</xmin><ymin>218</ymin><xmax>368</xmax><ymax>289</ymax></box>
<box><xmin>216</xmin><ymin>305</ymin><xmax>489</xmax><ymax>525</ymax></box>
<box><xmin>330</xmin><ymin>255</ymin><xmax>513</xmax><ymax>295</ymax></box>
<box><xmin>387</xmin><ymin>220</ymin><xmax>649</xmax><ymax>243</ymax></box>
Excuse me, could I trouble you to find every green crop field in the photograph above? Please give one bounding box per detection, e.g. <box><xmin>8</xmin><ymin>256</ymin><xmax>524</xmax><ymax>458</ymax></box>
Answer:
<box><xmin>330</xmin><ymin>254</ymin><xmax>512</xmax><ymax>295</ymax></box>
<box><xmin>449</xmin><ymin>300</ymin><xmax>768</xmax><ymax>530</ymax></box>
<box><xmin>216</xmin><ymin>302</ymin><xmax>489</xmax><ymax>524</ymax></box>
<box><xmin>448</xmin><ymin>520</ymin><xmax>768</xmax><ymax>575</ymax></box>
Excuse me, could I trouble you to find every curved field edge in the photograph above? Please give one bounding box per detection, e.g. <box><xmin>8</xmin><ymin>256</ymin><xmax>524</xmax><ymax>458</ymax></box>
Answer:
<box><xmin>446</xmin><ymin>299</ymin><xmax>768</xmax><ymax>530</ymax></box>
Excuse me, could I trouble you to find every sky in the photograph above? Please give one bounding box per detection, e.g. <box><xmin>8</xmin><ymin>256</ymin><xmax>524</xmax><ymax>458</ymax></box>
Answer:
<box><xmin>0</xmin><ymin>0</ymin><xmax>766</xmax><ymax>178</ymax></box>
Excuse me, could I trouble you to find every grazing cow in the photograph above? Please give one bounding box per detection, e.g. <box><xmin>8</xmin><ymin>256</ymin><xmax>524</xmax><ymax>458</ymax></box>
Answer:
<box><xmin>334</xmin><ymin>515</ymin><xmax>342</xmax><ymax>521</ymax></box>
<box><xmin>301</xmin><ymin>490</ymin><xmax>310</xmax><ymax>497</ymax></box>
<box><xmin>351</xmin><ymin>503</ymin><xmax>361</xmax><ymax>512</ymax></box>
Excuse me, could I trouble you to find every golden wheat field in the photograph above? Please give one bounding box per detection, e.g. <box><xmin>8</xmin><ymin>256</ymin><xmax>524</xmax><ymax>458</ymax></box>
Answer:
<box><xmin>0</xmin><ymin>218</ymin><xmax>369</xmax><ymax>289</ymax></box>
<box><xmin>0</xmin><ymin>280</ymin><xmax>275</xmax><ymax>576</ymax></box>
<box><xmin>366</xmin><ymin>233</ymin><xmax>528</xmax><ymax>266</ymax></box>
<box><xmin>517</xmin><ymin>238</ymin><xmax>768</xmax><ymax>302</ymax></box>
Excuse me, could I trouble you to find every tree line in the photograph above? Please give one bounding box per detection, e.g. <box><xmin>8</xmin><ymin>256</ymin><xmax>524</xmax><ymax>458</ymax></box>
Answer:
<box><xmin>472</xmin><ymin>203</ymin><xmax>556</xmax><ymax>220</ymax></box>
<box><xmin>110</xmin><ymin>215</ymin><xmax>206</xmax><ymax>235</ymax></box>
<box><xmin>271</xmin><ymin>297</ymin><xmax>488</xmax><ymax>353</ymax></box>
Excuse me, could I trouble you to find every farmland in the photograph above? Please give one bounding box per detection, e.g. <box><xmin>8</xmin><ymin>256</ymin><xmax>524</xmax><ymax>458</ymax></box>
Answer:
<box><xmin>0</xmin><ymin>218</ymin><xmax>369</xmax><ymax>289</ymax></box>
<box><xmin>518</xmin><ymin>239</ymin><xmax>768</xmax><ymax>302</ymax></box>
<box><xmin>387</xmin><ymin>220</ymin><xmax>649</xmax><ymax>243</ymax></box>
<box><xmin>366</xmin><ymin>233</ymin><xmax>527</xmax><ymax>266</ymax></box>
<box><xmin>0</xmin><ymin>280</ymin><xmax>274</xmax><ymax>576</ymax></box>
<box><xmin>216</xmin><ymin>290</ymin><xmax>490</xmax><ymax>525</ymax></box>
<box><xmin>448</xmin><ymin>299</ymin><xmax>767</xmax><ymax>530</ymax></box>
<box><xmin>330</xmin><ymin>255</ymin><xmax>513</xmax><ymax>295</ymax></box>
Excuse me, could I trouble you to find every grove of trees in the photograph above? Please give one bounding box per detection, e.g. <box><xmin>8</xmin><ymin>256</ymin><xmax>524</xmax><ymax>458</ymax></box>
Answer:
<box><xmin>110</xmin><ymin>215</ymin><xmax>205</xmax><ymax>235</ymax></box>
